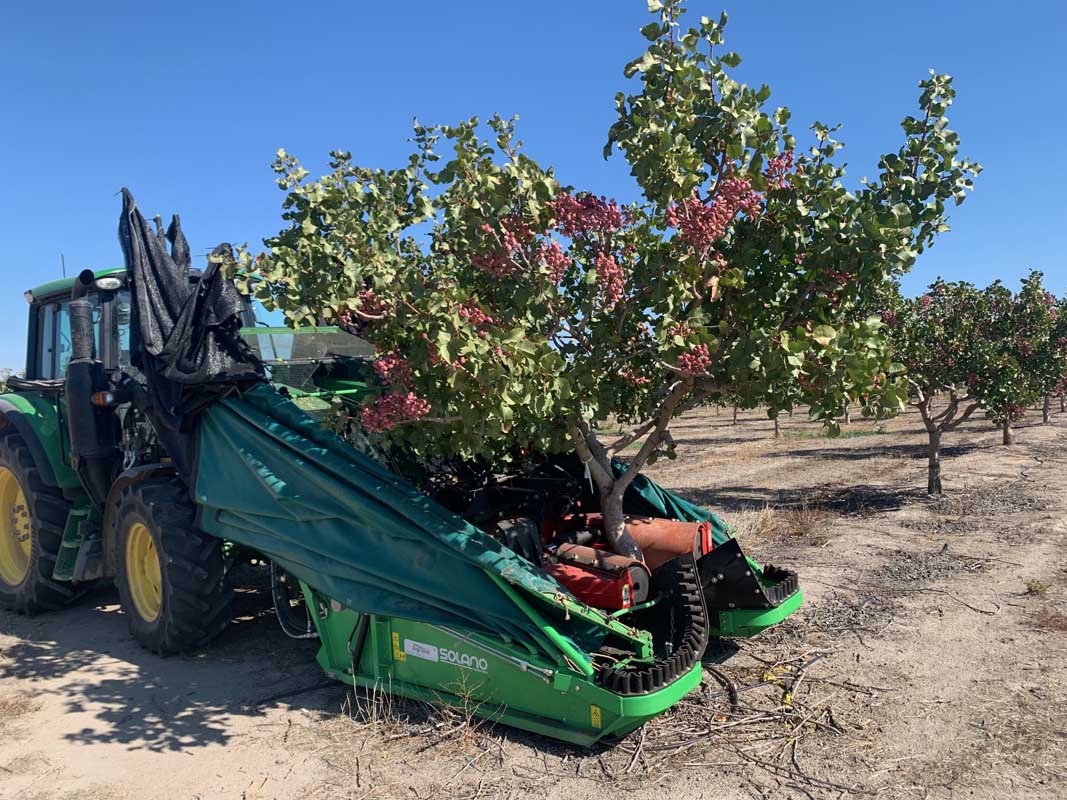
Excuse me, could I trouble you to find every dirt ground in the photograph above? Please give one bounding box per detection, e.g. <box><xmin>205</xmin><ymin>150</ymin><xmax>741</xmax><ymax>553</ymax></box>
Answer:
<box><xmin>2</xmin><ymin>406</ymin><xmax>1065</xmax><ymax>800</ymax></box>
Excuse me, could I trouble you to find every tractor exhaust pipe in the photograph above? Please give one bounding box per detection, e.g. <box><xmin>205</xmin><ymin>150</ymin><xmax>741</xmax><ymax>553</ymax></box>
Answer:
<box><xmin>65</xmin><ymin>269</ymin><xmax>118</xmax><ymax>507</ymax></box>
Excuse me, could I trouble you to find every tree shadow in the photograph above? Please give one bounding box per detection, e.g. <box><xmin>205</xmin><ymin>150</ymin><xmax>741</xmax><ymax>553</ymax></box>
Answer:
<box><xmin>668</xmin><ymin>483</ymin><xmax>927</xmax><ymax>515</ymax></box>
<box><xmin>0</xmin><ymin>577</ymin><xmax>343</xmax><ymax>753</ymax></box>
<box><xmin>764</xmin><ymin>442</ymin><xmax>980</xmax><ymax>463</ymax></box>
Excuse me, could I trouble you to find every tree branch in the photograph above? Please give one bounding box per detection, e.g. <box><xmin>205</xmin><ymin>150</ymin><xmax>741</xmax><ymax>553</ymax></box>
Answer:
<box><xmin>569</xmin><ymin>423</ymin><xmax>614</xmax><ymax>492</ymax></box>
<box><xmin>614</xmin><ymin>378</ymin><xmax>692</xmax><ymax>493</ymax></box>
<box><xmin>942</xmin><ymin>402</ymin><xmax>980</xmax><ymax>432</ymax></box>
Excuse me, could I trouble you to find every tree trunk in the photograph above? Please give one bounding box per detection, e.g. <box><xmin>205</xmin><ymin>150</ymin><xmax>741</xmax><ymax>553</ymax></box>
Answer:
<box><xmin>1043</xmin><ymin>395</ymin><xmax>1050</xmax><ymax>424</ymax></box>
<box><xmin>1061</xmin><ymin>395</ymin><xmax>1066</xmax><ymax>413</ymax></box>
<box><xmin>1002</xmin><ymin>418</ymin><xmax>1014</xmax><ymax>445</ymax></box>
<box><xmin>600</xmin><ymin>488</ymin><xmax>641</xmax><ymax>560</ymax></box>
<box><xmin>843</xmin><ymin>406</ymin><xmax>851</xmax><ymax>425</ymax></box>
<box><xmin>773</xmin><ymin>414</ymin><xmax>780</xmax><ymax>438</ymax></box>
<box><xmin>732</xmin><ymin>405</ymin><xmax>738</xmax><ymax>425</ymax></box>
<box><xmin>927</xmin><ymin>429</ymin><xmax>943</xmax><ymax>495</ymax></box>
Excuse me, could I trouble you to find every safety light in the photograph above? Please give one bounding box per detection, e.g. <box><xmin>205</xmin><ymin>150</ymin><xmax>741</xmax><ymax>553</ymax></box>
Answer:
<box><xmin>94</xmin><ymin>276</ymin><xmax>123</xmax><ymax>291</ymax></box>
<box><xmin>90</xmin><ymin>391</ymin><xmax>116</xmax><ymax>407</ymax></box>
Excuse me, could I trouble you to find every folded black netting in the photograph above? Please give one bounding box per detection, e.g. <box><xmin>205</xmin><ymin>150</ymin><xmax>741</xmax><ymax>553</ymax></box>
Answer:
<box><xmin>118</xmin><ymin>188</ymin><xmax>263</xmax><ymax>477</ymax></box>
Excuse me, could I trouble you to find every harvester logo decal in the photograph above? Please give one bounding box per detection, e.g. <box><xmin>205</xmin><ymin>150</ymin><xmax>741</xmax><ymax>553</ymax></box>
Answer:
<box><xmin>591</xmin><ymin>705</ymin><xmax>602</xmax><ymax>729</ymax></box>
<box><xmin>397</xmin><ymin>635</ymin><xmax>490</xmax><ymax>673</ymax></box>
<box><xmin>404</xmin><ymin>639</ymin><xmax>439</xmax><ymax>662</ymax></box>
<box><xmin>439</xmin><ymin>647</ymin><xmax>488</xmax><ymax>673</ymax></box>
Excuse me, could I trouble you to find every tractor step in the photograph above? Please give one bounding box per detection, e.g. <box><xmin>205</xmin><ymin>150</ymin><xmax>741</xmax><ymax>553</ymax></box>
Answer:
<box><xmin>52</xmin><ymin>506</ymin><xmax>102</xmax><ymax>582</ymax></box>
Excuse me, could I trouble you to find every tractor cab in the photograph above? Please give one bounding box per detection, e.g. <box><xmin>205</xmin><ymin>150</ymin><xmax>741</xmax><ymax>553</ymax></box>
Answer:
<box><xmin>20</xmin><ymin>267</ymin><xmax>375</xmax><ymax>411</ymax></box>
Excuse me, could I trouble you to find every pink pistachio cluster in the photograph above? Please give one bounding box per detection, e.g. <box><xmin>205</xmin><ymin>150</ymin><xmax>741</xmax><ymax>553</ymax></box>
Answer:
<box><xmin>551</xmin><ymin>192</ymin><xmax>623</xmax><ymax>238</ymax></box>
<box><xmin>666</xmin><ymin>178</ymin><xmax>762</xmax><ymax>251</ymax></box>
<box><xmin>539</xmin><ymin>240</ymin><xmax>571</xmax><ymax>284</ymax></box>
<box><xmin>1003</xmin><ymin>403</ymin><xmax>1028</xmax><ymax>423</ymax></box>
<box><xmin>470</xmin><ymin>249</ymin><xmax>512</xmax><ymax>278</ymax></box>
<box><xmin>668</xmin><ymin>322</ymin><xmax>693</xmax><ymax>340</ymax></box>
<box><xmin>472</xmin><ymin>217</ymin><xmax>535</xmax><ymax>278</ymax></box>
<box><xmin>763</xmin><ymin>150</ymin><xmax>795</xmax><ymax>190</ymax></box>
<box><xmin>825</xmin><ymin>269</ymin><xmax>851</xmax><ymax>286</ymax></box>
<box><xmin>594</xmin><ymin>252</ymin><xmax>625</xmax><ymax>307</ymax></box>
<box><xmin>372</xmin><ymin>351</ymin><xmax>413</xmax><ymax>387</ymax></box>
<box><xmin>677</xmin><ymin>343</ymin><xmax>713</xmax><ymax>376</ymax></box>
<box><xmin>338</xmin><ymin>288</ymin><xmax>390</xmax><ymax>326</ymax></box>
<box><xmin>620</xmin><ymin>369</ymin><xmax>651</xmax><ymax>386</ymax></box>
<box><xmin>458</xmin><ymin>301</ymin><xmax>496</xmax><ymax>327</ymax></box>
<box><xmin>361</xmin><ymin>392</ymin><xmax>432</xmax><ymax>433</ymax></box>
<box><xmin>881</xmin><ymin>311</ymin><xmax>899</xmax><ymax>326</ymax></box>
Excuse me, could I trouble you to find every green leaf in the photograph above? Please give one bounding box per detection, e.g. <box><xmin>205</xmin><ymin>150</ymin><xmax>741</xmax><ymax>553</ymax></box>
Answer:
<box><xmin>812</xmin><ymin>325</ymin><xmax>837</xmax><ymax>346</ymax></box>
<box><xmin>640</xmin><ymin>22</ymin><xmax>662</xmax><ymax>41</ymax></box>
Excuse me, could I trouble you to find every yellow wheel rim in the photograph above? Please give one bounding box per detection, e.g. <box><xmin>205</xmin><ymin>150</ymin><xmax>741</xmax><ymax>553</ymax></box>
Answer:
<box><xmin>125</xmin><ymin>522</ymin><xmax>162</xmax><ymax>623</ymax></box>
<box><xmin>0</xmin><ymin>467</ymin><xmax>32</xmax><ymax>587</ymax></box>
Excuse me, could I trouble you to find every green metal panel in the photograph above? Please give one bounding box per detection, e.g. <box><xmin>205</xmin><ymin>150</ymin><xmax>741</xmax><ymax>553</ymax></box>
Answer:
<box><xmin>27</xmin><ymin>267</ymin><xmax>125</xmax><ymax>303</ymax></box>
<box><xmin>0</xmin><ymin>391</ymin><xmax>80</xmax><ymax>489</ymax></box>
<box><xmin>304</xmin><ymin>583</ymin><xmax>701</xmax><ymax>746</ymax></box>
<box><xmin>710</xmin><ymin>589</ymin><xmax>805</xmax><ymax>638</ymax></box>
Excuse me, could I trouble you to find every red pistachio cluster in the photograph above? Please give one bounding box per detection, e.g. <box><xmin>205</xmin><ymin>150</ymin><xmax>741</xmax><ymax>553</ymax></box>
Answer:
<box><xmin>621</xmin><ymin>369</ymin><xmax>652</xmax><ymax>386</ymax></box>
<box><xmin>550</xmin><ymin>192</ymin><xmax>623</xmax><ymax>238</ymax></box>
<box><xmin>361</xmin><ymin>392</ymin><xmax>432</xmax><ymax>432</ymax></box>
<box><xmin>539</xmin><ymin>240</ymin><xmax>570</xmax><ymax>284</ymax></box>
<box><xmin>458</xmin><ymin>302</ymin><xmax>496</xmax><ymax>327</ymax></box>
<box><xmin>372</xmin><ymin>351</ymin><xmax>413</xmax><ymax>387</ymax></box>
<box><xmin>677</xmin><ymin>343</ymin><xmax>713</xmax><ymax>376</ymax></box>
<box><xmin>666</xmin><ymin>177</ymin><xmax>762</xmax><ymax>251</ymax></box>
<box><xmin>763</xmin><ymin>150</ymin><xmax>795</xmax><ymax>190</ymax></box>
<box><xmin>594</xmin><ymin>252</ymin><xmax>625</xmax><ymax>307</ymax></box>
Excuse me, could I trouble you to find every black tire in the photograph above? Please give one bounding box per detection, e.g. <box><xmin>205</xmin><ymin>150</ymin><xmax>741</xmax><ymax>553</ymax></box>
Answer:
<box><xmin>114</xmin><ymin>477</ymin><xmax>233</xmax><ymax>654</ymax></box>
<box><xmin>0</xmin><ymin>430</ymin><xmax>83</xmax><ymax>613</ymax></box>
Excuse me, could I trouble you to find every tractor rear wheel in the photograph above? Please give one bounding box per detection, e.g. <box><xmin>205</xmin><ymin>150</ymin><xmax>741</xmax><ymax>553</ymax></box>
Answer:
<box><xmin>114</xmin><ymin>477</ymin><xmax>233</xmax><ymax>654</ymax></box>
<box><xmin>0</xmin><ymin>430</ymin><xmax>82</xmax><ymax>612</ymax></box>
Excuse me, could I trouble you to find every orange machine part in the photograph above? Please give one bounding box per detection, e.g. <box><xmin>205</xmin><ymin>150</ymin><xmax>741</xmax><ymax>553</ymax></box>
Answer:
<box><xmin>584</xmin><ymin>513</ymin><xmax>712</xmax><ymax>570</ymax></box>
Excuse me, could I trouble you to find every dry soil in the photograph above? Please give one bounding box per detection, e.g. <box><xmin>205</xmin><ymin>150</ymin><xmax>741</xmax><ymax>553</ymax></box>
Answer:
<box><xmin>2</xmin><ymin>406</ymin><xmax>1065</xmax><ymax>799</ymax></box>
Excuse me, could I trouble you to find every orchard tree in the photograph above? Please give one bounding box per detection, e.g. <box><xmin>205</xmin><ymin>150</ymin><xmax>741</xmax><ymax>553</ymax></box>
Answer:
<box><xmin>1034</xmin><ymin>294</ymin><xmax>1067</xmax><ymax>422</ymax></box>
<box><xmin>236</xmin><ymin>2</ymin><xmax>978</xmax><ymax>558</ymax></box>
<box><xmin>887</xmin><ymin>281</ymin><xmax>993</xmax><ymax>494</ymax></box>
<box><xmin>980</xmin><ymin>272</ymin><xmax>1062</xmax><ymax>444</ymax></box>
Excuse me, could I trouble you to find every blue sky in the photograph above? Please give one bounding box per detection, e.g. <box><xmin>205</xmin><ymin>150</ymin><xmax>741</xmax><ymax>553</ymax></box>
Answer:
<box><xmin>1</xmin><ymin>0</ymin><xmax>1063</xmax><ymax>370</ymax></box>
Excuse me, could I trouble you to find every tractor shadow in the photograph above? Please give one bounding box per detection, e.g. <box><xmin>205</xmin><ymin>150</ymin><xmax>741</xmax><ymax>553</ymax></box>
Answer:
<box><xmin>0</xmin><ymin>572</ymin><xmax>345</xmax><ymax>753</ymax></box>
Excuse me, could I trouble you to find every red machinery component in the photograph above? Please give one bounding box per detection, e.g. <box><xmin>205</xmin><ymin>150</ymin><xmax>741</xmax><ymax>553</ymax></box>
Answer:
<box><xmin>541</xmin><ymin>543</ymin><xmax>651</xmax><ymax>610</ymax></box>
<box><xmin>582</xmin><ymin>514</ymin><xmax>713</xmax><ymax>570</ymax></box>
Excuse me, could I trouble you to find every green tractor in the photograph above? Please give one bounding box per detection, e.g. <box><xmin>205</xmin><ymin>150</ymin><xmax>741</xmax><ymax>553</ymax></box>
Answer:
<box><xmin>0</xmin><ymin>191</ymin><xmax>802</xmax><ymax>745</ymax></box>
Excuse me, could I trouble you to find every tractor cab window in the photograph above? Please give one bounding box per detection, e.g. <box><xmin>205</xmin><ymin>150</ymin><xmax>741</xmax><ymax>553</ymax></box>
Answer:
<box><xmin>37</xmin><ymin>297</ymin><xmax>100</xmax><ymax>379</ymax></box>
<box><xmin>112</xmin><ymin>289</ymin><xmax>133</xmax><ymax>369</ymax></box>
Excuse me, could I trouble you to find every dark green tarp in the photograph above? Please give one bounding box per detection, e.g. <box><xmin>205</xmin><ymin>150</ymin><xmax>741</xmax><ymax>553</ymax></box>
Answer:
<box><xmin>195</xmin><ymin>384</ymin><xmax>604</xmax><ymax>653</ymax></box>
<box><xmin>195</xmin><ymin>384</ymin><xmax>732</xmax><ymax>652</ymax></box>
<box><xmin>617</xmin><ymin>465</ymin><xmax>731</xmax><ymax>547</ymax></box>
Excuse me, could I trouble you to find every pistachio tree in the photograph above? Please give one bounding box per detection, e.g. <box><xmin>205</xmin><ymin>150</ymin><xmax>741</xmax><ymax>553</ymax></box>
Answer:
<box><xmin>887</xmin><ymin>281</ymin><xmax>993</xmax><ymax>494</ymax></box>
<box><xmin>238</xmin><ymin>2</ymin><xmax>977</xmax><ymax>557</ymax></box>
<box><xmin>979</xmin><ymin>272</ymin><xmax>1062</xmax><ymax>444</ymax></box>
<box><xmin>1035</xmin><ymin>294</ymin><xmax>1067</xmax><ymax>422</ymax></box>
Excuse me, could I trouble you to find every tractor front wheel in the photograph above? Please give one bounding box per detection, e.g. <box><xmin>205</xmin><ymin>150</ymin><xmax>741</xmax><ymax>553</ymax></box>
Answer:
<box><xmin>0</xmin><ymin>431</ymin><xmax>82</xmax><ymax>612</ymax></box>
<box><xmin>114</xmin><ymin>477</ymin><xmax>233</xmax><ymax>654</ymax></box>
